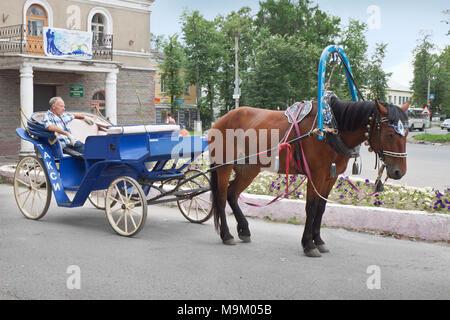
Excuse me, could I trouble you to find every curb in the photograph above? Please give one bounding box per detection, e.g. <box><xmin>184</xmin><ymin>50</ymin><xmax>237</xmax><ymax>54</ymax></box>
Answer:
<box><xmin>1</xmin><ymin>164</ymin><xmax>448</xmax><ymax>241</ymax></box>
<box><xmin>236</xmin><ymin>193</ymin><xmax>449</xmax><ymax>241</ymax></box>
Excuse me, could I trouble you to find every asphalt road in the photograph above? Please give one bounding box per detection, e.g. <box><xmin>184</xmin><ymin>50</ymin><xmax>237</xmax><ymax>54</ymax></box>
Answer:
<box><xmin>344</xmin><ymin>137</ymin><xmax>450</xmax><ymax>191</ymax></box>
<box><xmin>0</xmin><ymin>184</ymin><xmax>448</xmax><ymax>300</ymax></box>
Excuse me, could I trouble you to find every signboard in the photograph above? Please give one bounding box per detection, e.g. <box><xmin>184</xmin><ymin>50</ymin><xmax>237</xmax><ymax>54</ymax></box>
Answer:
<box><xmin>421</xmin><ymin>105</ymin><xmax>431</xmax><ymax>115</ymax></box>
<box><xmin>43</xmin><ymin>27</ymin><xmax>93</xmax><ymax>59</ymax></box>
<box><xmin>70</xmin><ymin>85</ymin><xmax>83</xmax><ymax>97</ymax></box>
<box><xmin>429</xmin><ymin>94</ymin><xmax>435</xmax><ymax>100</ymax></box>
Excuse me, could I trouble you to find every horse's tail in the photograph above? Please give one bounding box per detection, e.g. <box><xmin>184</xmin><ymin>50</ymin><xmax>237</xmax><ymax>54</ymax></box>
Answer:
<box><xmin>209</xmin><ymin>164</ymin><xmax>221</xmax><ymax>234</ymax></box>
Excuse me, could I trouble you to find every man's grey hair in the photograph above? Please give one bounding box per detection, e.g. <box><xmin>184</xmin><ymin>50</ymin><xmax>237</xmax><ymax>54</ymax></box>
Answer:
<box><xmin>49</xmin><ymin>97</ymin><xmax>62</xmax><ymax>108</ymax></box>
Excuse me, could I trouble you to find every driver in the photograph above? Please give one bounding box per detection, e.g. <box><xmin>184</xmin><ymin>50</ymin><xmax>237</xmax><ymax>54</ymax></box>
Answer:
<box><xmin>42</xmin><ymin>96</ymin><xmax>95</xmax><ymax>156</ymax></box>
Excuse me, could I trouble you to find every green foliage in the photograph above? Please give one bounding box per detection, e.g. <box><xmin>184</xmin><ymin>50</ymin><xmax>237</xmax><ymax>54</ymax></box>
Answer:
<box><xmin>168</xmin><ymin>0</ymin><xmax>395</xmax><ymax>121</ymax></box>
<box><xmin>413</xmin><ymin>133</ymin><xmax>450</xmax><ymax>143</ymax></box>
<box><xmin>159</xmin><ymin>34</ymin><xmax>186</xmax><ymax>113</ymax></box>
<box><xmin>365</xmin><ymin>43</ymin><xmax>392</xmax><ymax>102</ymax></box>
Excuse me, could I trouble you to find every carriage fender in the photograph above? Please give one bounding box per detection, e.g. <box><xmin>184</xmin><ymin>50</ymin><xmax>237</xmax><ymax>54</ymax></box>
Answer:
<box><xmin>16</xmin><ymin>128</ymin><xmax>71</xmax><ymax>205</ymax></box>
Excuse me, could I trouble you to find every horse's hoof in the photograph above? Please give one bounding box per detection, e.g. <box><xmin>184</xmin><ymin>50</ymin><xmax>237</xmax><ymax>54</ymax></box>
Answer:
<box><xmin>304</xmin><ymin>248</ymin><xmax>322</xmax><ymax>258</ymax></box>
<box><xmin>239</xmin><ymin>235</ymin><xmax>251</xmax><ymax>243</ymax></box>
<box><xmin>316</xmin><ymin>244</ymin><xmax>330</xmax><ymax>253</ymax></box>
<box><xmin>222</xmin><ymin>237</ymin><xmax>236</xmax><ymax>245</ymax></box>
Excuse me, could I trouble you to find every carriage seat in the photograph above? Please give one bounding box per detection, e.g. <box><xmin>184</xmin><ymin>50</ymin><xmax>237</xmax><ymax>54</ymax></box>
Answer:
<box><xmin>103</xmin><ymin>124</ymin><xmax>180</xmax><ymax>135</ymax></box>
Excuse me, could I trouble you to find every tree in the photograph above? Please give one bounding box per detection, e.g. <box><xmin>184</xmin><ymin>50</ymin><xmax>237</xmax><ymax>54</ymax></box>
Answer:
<box><xmin>215</xmin><ymin>7</ymin><xmax>256</xmax><ymax>114</ymax></box>
<box><xmin>411</xmin><ymin>33</ymin><xmax>435</xmax><ymax>109</ymax></box>
<box><xmin>431</xmin><ymin>45</ymin><xmax>450</xmax><ymax>116</ymax></box>
<box><xmin>181</xmin><ymin>10</ymin><xmax>223</xmax><ymax>127</ymax></box>
<box><xmin>365</xmin><ymin>43</ymin><xmax>391</xmax><ymax>102</ymax></box>
<box><xmin>159</xmin><ymin>34</ymin><xmax>186</xmax><ymax>114</ymax></box>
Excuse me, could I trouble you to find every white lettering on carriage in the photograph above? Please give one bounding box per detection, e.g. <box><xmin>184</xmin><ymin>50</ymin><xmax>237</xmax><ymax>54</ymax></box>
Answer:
<box><xmin>46</xmin><ymin>161</ymin><xmax>53</xmax><ymax>170</ymax></box>
<box><xmin>43</xmin><ymin>152</ymin><xmax>51</xmax><ymax>160</ymax></box>
<box><xmin>367</xmin><ymin>5</ymin><xmax>381</xmax><ymax>30</ymax></box>
<box><xmin>52</xmin><ymin>182</ymin><xmax>61</xmax><ymax>192</ymax></box>
<box><xmin>66</xmin><ymin>265</ymin><xmax>81</xmax><ymax>290</ymax></box>
<box><xmin>366</xmin><ymin>265</ymin><xmax>381</xmax><ymax>289</ymax></box>
<box><xmin>50</xmin><ymin>172</ymin><xmax>57</xmax><ymax>181</ymax></box>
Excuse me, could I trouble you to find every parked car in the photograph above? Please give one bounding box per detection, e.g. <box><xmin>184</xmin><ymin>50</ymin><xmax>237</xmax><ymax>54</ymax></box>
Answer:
<box><xmin>440</xmin><ymin>119</ymin><xmax>450</xmax><ymax>131</ymax></box>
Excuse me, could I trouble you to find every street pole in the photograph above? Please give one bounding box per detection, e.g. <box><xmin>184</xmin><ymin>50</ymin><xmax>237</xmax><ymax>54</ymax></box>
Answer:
<box><xmin>234</xmin><ymin>30</ymin><xmax>239</xmax><ymax>109</ymax></box>
<box><xmin>426</xmin><ymin>74</ymin><xmax>430</xmax><ymax>130</ymax></box>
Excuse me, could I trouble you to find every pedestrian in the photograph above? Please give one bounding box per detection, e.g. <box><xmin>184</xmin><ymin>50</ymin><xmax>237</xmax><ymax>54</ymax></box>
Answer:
<box><xmin>42</xmin><ymin>96</ymin><xmax>95</xmax><ymax>156</ymax></box>
<box><xmin>166</xmin><ymin>112</ymin><xmax>176</xmax><ymax>124</ymax></box>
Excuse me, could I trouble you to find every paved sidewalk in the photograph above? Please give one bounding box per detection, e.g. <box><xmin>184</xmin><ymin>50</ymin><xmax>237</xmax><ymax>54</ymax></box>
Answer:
<box><xmin>0</xmin><ymin>155</ymin><xmax>18</xmax><ymax>166</ymax></box>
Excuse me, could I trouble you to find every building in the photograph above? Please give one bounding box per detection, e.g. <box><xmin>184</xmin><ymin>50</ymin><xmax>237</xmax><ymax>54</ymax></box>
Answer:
<box><xmin>386</xmin><ymin>88</ymin><xmax>413</xmax><ymax>106</ymax></box>
<box><xmin>0</xmin><ymin>0</ymin><xmax>157</xmax><ymax>156</ymax></box>
<box><xmin>150</xmin><ymin>50</ymin><xmax>199</xmax><ymax>130</ymax></box>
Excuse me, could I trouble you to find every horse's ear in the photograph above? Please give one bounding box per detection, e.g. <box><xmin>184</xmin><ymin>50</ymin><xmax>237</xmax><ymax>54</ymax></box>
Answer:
<box><xmin>375</xmin><ymin>101</ymin><xmax>388</xmax><ymax>116</ymax></box>
<box><xmin>401</xmin><ymin>100</ymin><xmax>411</xmax><ymax>112</ymax></box>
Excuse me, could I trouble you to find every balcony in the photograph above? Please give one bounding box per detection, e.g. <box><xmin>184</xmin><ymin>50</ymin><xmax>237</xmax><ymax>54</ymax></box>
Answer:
<box><xmin>0</xmin><ymin>24</ymin><xmax>113</xmax><ymax>60</ymax></box>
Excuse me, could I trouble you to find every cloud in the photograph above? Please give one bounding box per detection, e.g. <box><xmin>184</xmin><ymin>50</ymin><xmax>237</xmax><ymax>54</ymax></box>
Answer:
<box><xmin>386</xmin><ymin>56</ymin><xmax>414</xmax><ymax>90</ymax></box>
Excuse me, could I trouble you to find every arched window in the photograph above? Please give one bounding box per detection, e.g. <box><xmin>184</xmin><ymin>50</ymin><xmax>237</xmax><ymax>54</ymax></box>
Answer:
<box><xmin>91</xmin><ymin>13</ymin><xmax>105</xmax><ymax>45</ymax></box>
<box><xmin>90</xmin><ymin>91</ymin><xmax>106</xmax><ymax>116</ymax></box>
<box><xmin>26</xmin><ymin>4</ymin><xmax>47</xmax><ymax>54</ymax></box>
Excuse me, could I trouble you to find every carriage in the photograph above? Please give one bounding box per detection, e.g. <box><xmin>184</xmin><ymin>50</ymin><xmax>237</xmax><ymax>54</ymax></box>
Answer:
<box><xmin>14</xmin><ymin>112</ymin><xmax>212</xmax><ymax>237</ymax></box>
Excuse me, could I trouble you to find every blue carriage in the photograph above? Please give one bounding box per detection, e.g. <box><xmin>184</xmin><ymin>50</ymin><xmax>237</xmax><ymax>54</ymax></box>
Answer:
<box><xmin>14</xmin><ymin>112</ymin><xmax>211</xmax><ymax>236</ymax></box>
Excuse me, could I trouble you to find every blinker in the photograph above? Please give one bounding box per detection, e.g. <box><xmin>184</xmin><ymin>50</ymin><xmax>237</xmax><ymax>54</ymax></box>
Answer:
<box><xmin>388</xmin><ymin>119</ymin><xmax>407</xmax><ymax>136</ymax></box>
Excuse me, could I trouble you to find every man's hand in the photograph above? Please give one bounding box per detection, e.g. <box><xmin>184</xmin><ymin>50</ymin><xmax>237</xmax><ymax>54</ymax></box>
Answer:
<box><xmin>84</xmin><ymin>116</ymin><xmax>94</xmax><ymax>125</ymax></box>
<box><xmin>67</xmin><ymin>133</ymin><xmax>77</xmax><ymax>146</ymax></box>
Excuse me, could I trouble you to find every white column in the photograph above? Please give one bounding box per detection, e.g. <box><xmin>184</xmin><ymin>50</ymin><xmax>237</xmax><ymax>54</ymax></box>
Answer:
<box><xmin>105</xmin><ymin>70</ymin><xmax>118</xmax><ymax>125</ymax></box>
<box><xmin>20</xmin><ymin>63</ymin><xmax>35</xmax><ymax>156</ymax></box>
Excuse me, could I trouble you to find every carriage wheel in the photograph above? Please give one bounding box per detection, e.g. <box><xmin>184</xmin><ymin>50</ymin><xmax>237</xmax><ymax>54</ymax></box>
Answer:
<box><xmin>13</xmin><ymin>156</ymin><xmax>52</xmax><ymax>220</ymax></box>
<box><xmin>105</xmin><ymin>176</ymin><xmax>147</xmax><ymax>237</ymax></box>
<box><xmin>88</xmin><ymin>190</ymin><xmax>118</xmax><ymax>210</ymax></box>
<box><xmin>88</xmin><ymin>190</ymin><xmax>107</xmax><ymax>209</ymax></box>
<box><xmin>177</xmin><ymin>169</ymin><xmax>213</xmax><ymax>223</ymax></box>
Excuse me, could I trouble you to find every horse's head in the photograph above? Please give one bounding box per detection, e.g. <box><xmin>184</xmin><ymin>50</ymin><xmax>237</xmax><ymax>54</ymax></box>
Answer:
<box><xmin>369</xmin><ymin>100</ymin><xmax>410</xmax><ymax>180</ymax></box>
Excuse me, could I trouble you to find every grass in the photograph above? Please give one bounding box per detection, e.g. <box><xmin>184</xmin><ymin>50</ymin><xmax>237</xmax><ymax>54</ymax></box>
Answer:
<box><xmin>413</xmin><ymin>132</ymin><xmax>450</xmax><ymax>143</ymax></box>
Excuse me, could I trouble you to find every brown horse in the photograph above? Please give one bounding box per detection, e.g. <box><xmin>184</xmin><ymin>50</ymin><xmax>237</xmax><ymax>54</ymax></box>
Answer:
<box><xmin>208</xmin><ymin>96</ymin><xmax>410</xmax><ymax>257</ymax></box>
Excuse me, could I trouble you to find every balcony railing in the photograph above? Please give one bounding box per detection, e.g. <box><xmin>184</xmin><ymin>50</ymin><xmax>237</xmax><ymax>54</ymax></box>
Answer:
<box><xmin>0</xmin><ymin>24</ymin><xmax>113</xmax><ymax>60</ymax></box>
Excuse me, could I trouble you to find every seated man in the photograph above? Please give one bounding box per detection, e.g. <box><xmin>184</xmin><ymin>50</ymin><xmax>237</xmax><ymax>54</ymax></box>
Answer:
<box><xmin>42</xmin><ymin>96</ymin><xmax>95</xmax><ymax>156</ymax></box>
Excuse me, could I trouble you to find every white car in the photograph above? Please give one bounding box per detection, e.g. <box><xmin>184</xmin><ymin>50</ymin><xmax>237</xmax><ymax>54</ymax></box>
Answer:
<box><xmin>440</xmin><ymin>119</ymin><xmax>450</xmax><ymax>131</ymax></box>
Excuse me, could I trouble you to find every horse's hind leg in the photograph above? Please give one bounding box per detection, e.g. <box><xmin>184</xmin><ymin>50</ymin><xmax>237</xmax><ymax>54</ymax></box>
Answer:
<box><xmin>210</xmin><ymin>165</ymin><xmax>235</xmax><ymax>245</ymax></box>
<box><xmin>227</xmin><ymin>165</ymin><xmax>260</xmax><ymax>243</ymax></box>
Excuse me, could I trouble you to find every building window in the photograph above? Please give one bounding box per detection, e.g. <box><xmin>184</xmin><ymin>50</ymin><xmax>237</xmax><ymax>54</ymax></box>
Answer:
<box><xmin>394</xmin><ymin>96</ymin><xmax>396</xmax><ymax>104</ymax></box>
<box><xmin>161</xmin><ymin>78</ymin><xmax>166</xmax><ymax>93</ymax></box>
<box><xmin>388</xmin><ymin>95</ymin><xmax>392</xmax><ymax>103</ymax></box>
<box><xmin>185</xmin><ymin>85</ymin><xmax>190</xmax><ymax>95</ymax></box>
<box><xmin>90</xmin><ymin>91</ymin><xmax>106</xmax><ymax>116</ymax></box>
<box><xmin>91</xmin><ymin>13</ymin><xmax>105</xmax><ymax>45</ymax></box>
<box><xmin>26</xmin><ymin>4</ymin><xmax>47</xmax><ymax>55</ymax></box>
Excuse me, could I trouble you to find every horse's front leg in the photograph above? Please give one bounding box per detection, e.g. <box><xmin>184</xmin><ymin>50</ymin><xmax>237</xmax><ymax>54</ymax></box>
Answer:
<box><xmin>302</xmin><ymin>196</ymin><xmax>321</xmax><ymax>257</ymax></box>
<box><xmin>312</xmin><ymin>179</ymin><xmax>336</xmax><ymax>253</ymax></box>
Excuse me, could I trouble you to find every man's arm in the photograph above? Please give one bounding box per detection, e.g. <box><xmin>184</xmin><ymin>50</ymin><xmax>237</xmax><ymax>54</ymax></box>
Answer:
<box><xmin>74</xmin><ymin>114</ymin><xmax>94</xmax><ymax>125</ymax></box>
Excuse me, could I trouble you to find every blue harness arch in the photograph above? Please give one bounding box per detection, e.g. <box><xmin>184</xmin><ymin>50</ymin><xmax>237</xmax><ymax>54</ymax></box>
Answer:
<box><xmin>317</xmin><ymin>45</ymin><xmax>359</xmax><ymax>140</ymax></box>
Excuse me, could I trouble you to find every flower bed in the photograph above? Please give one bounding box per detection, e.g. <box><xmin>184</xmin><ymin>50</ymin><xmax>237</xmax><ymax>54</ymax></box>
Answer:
<box><xmin>187</xmin><ymin>157</ymin><xmax>450</xmax><ymax>214</ymax></box>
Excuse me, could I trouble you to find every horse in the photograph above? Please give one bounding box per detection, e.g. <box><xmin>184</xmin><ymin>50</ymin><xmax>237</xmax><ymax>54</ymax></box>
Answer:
<box><xmin>207</xmin><ymin>95</ymin><xmax>410</xmax><ymax>257</ymax></box>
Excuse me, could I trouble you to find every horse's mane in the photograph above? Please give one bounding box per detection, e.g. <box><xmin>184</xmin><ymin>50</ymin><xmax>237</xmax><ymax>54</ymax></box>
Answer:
<box><xmin>329</xmin><ymin>96</ymin><xmax>408</xmax><ymax>132</ymax></box>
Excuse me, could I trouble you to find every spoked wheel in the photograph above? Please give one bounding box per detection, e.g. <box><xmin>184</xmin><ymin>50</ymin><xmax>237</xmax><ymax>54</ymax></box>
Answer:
<box><xmin>13</xmin><ymin>156</ymin><xmax>52</xmax><ymax>220</ymax></box>
<box><xmin>88</xmin><ymin>189</ymin><xmax>107</xmax><ymax>209</ymax></box>
<box><xmin>88</xmin><ymin>190</ymin><xmax>119</xmax><ymax>210</ymax></box>
<box><xmin>177</xmin><ymin>169</ymin><xmax>213</xmax><ymax>223</ymax></box>
<box><xmin>105</xmin><ymin>176</ymin><xmax>147</xmax><ymax>237</ymax></box>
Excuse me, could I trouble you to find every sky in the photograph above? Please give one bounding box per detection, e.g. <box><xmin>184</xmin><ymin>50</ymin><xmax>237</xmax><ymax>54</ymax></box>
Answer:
<box><xmin>150</xmin><ymin>0</ymin><xmax>449</xmax><ymax>90</ymax></box>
